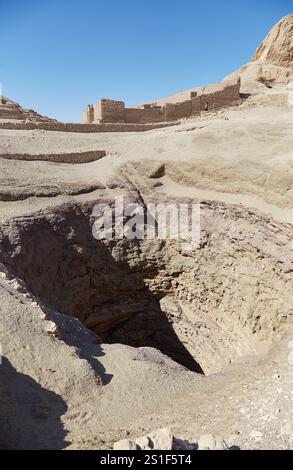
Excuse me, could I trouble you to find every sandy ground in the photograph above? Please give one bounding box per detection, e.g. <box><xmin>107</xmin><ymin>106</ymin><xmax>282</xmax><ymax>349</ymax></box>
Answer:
<box><xmin>161</xmin><ymin>175</ymin><xmax>293</xmax><ymax>224</ymax></box>
<box><xmin>0</xmin><ymin>266</ymin><xmax>292</xmax><ymax>450</ymax></box>
<box><xmin>1</xmin><ymin>14</ymin><xmax>292</xmax><ymax>450</ymax></box>
<box><xmin>0</xmin><ymin>103</ymin><xmax>292</xmax><ymax>216</ymax></box>
<box><xmin>0</xmin><ymin>93</ymin><xmax>292</xmax><ymax>450</ymax></box>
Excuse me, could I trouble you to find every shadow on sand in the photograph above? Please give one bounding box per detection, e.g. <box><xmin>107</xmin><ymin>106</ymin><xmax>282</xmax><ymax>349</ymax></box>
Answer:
<box><xmin>49</xmin><ymin>309</ymin><xmax>113</xmax><ymax>385</ymax></box>
<box><xmin>0</xmin><ymin>357</ymin><xmax>70</xmax><ymax>450</ymax></box>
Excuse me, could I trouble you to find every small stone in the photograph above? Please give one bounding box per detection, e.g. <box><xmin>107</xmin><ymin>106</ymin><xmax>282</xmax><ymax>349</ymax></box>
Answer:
<box><xmin>148</xmin><ymin>428</ymin><xmax>173</xmax><ymax>450</ymax></box>
<box><xmin>113</xmin><ymin>439</ymin><xmax>138</xmax><ymax>450</ymax></box>
<box><xmin>136</xmin><ymin>436</ymin><xmax>152</xmax><ymax>450</ymax></box>
<box><xmin>197</xmin><ymin>434</ymin><xmax>228</xmax><ymax>450</ymax></box>
<box><xmin>44</xmin><ymin>321</ymin><xmax>58</xmax><ymax>335</ymax></box>
<box><xmin>173</xmin><ymin>437</ymin><xmax>197</xmax><ymax>450</ymax></box>
<box><xmin>148</xmin><ymin>163</ymin><xmax>165</xmax><ymax>179</ymax></box>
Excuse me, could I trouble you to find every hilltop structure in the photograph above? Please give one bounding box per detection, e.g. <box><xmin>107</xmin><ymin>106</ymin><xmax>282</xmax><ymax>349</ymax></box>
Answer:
<box><xmin>83</xmin><ymin>79</ymin><xmax>241</xmax><ymax>124</ymax></box>
<box><xmin>83</xmin><ymin>14</ymin><xmax>293</xmax><ymax>125</ymax></box>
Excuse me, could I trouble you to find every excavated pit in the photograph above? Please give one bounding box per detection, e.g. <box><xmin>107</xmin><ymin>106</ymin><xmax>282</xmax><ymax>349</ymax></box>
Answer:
<box><xmin>0</xmin><ymin>199</ymin><xmax>292</xmax><ymax>375</ymax></box>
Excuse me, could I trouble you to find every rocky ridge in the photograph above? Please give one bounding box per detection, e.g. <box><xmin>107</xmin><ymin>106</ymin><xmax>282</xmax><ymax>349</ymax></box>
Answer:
<box><xmin>0</xmin><ymin>96</ymin><xmax>57</xmax><ymax>123</ymax></box>
<box><xmin>225</xmin><ymin>15</ymin><xmax>293</xmax><ymax>85</ymax></box>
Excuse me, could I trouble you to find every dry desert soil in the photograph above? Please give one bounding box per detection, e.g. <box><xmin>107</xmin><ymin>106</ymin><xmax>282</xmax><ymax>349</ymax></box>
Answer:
<box><xmin>0</xmin><ymin>14</ymin><xmax>292</xmax><ymax>451</ymax></box>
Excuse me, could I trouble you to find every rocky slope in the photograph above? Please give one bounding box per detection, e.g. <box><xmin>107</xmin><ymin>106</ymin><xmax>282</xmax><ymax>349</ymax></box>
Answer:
<box><xmin>141</xmin><ymin>15</ymin><xmax>292</xmax><ymax>107</ymax></box>
<box><xmin>253</xmin><ymin>15</ymin><xmax>293</xmax><ymax>69</ymax></box>
<box><xmin>225</xmin><ymin>15</ymin><xmax>293</xmax><ymax>85</ymax></box>
<box><xmin>0</xmin><ymin>100</ymin><xmax>292</xmax><ymax>449</ymax></box>
<box><xmin>0</xmin><ymin>96</ymin><xmax>57</xmax><ymax>123</ymax></box>
<box><xmin>1</xmin><ymin>192</ymin><xmax>292</xmax><ymax>377</ymax></box>
<box><xmin>0</xmin><ymin>194</ymin><xmax>292</xmax><ymax>449</ymax></box>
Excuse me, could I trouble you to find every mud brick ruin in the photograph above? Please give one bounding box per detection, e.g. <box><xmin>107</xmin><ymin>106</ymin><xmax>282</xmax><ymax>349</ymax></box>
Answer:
<box><xmin>83</xmin><ymin>79</ymin><xmax>241</xmax><ymax>124</ymax></box>
<box><xmin>0</xmin><ymin>96</ymin><xmax>56</xmax><ymax>123</ymax></box>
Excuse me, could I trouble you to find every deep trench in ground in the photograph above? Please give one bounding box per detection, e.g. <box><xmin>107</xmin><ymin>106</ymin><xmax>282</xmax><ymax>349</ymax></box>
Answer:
<box><xmin>0</xmin><ymin>202</ymin><xmax>290</xmax><ymax>375</ymax></box>
<box><xmin>0</xmin><ymin>204</ymin><xmax>204</xmax><ymax>373</ymax></box>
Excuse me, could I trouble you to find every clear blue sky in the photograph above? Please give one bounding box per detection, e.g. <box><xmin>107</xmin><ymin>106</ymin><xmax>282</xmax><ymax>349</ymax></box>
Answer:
<box><xmin>0</xmin><ymin>0</ymin><xmax>291</xmax><ymax>122</ymax></box>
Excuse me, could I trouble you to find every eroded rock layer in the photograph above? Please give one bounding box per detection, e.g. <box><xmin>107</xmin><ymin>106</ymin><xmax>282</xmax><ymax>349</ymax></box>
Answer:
<box><xmin>0</xmin><ymin>192</ymin><xmax>292</xmax><ymax>375</ymax></box>
<box><xmin>253</xmin><ymin>15</ymin><xmax>293</xmax><ymax>69</ymax></box>
<box><xmin>0</xmin><ymin>96</ymin><xmax>57</xmax><ymax>123</ymax></box>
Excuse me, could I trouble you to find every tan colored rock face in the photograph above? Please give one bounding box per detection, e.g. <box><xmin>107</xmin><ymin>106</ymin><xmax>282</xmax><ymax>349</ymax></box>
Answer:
<box><xmin>253</xmin><ymin>15</ymin><xmax>293</xmax><ymax>70</ymax></box>
<box><xmin>225</xmin><ymin>15</ymin><xmax>293</xmax><ymax>85</ymax></box>
<box><xmin>1</xmin><ymin>194</ymin><xmax>292</xmax><ymax>376</ymax></box>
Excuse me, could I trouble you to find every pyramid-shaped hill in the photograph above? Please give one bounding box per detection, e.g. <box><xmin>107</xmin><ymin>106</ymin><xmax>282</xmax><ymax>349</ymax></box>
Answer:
<box><xmin>0</xmin><ymin>96</ymin><xmax>57</xmax><ymax>123</ymax></box>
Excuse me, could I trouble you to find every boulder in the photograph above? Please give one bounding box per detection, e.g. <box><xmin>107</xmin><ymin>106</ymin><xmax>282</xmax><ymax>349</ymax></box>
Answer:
<box><xmin>113</xmin><ymin>439</ymin><xmax>138</xmax><ymax>450</ymax></box>
<box><xmin>113</xmin><ymin>428</ymin><xmax>173</xmax><ymax>450</ymax></box>
<box><xmin>197</xmin><ymin>434</ymin><xmax>228</xmax><ymax>450</ymax></box>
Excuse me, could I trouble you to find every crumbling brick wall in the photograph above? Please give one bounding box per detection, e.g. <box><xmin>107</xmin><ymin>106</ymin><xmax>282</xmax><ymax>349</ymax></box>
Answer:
<box><xmin>191</xmin><ymin>96</ymin><xmax>201</xmax><ymax>115</ymax></box>
<box><xmin>0</xmin><ymin>121</ymin><xmax>177</xmax><ymax>133</ymax></box>
<box><xmin>94</xmin><ymin>99</ymin><xmax>166</xmax><ymax>124</ymax></box>
<box><xmin>165</xmin><ymin>100</ymin><xmax>193</xmax><ymax>121</ymax></box>
<box><xmin>83</xmin><ymin>79</ymin><xmax>241</xmax><ymax>124</ymax></box>
<box><xmin>124</xmin><ymin>107</ymin><xmax>165</xmax><ymax>123</ymax></box>
<box><xmin>100</xmin><ymin>99</ymin><xmax>125</xmax><ymax>123</ymax></box>
<box><xmin>1</xmin><ymin>150</ymin><xmax>106</xmax><ymax>164</ymax></box>
<box><xmin>93</xmin><ymin>102</ymin><xmax>102</xmax><ymax>122</ymax></box>
<box><xmin>82</xmin><ymin>105</ymin><xmax>95</xmax><ymax>124</ymax></box>
<box><xmin>199</xmin><ymin>80</ymin><xmax>241</xmax><ymax>112</ymax></box>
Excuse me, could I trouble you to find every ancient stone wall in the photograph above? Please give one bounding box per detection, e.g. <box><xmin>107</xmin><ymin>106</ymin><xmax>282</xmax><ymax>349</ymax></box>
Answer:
<box><xmin>82</xmin><ymin>79</ymin><xmax>241</xmax><ymax>125</ymax></box>
<box><xmin>124</xmin><ymin>107</ymin><xmax>165</xmax><ymax>123</ymax></box>
<box><xmin>0</xmin><ymin>107</ymin><xmax>24</xmax><ymax>120</ymax></box>
<box><xmin>100</xmin><ymin>99</ymin><xmax>125</xmax><ymax>123</ymax></box>
<box><xmin>93</xmin><ymin>102</ymin><xmax>102</xmax><ymax>122</ymax></box>
<box><xmin>82</xmin><ymin>105</ymin><xmax>95</xmax><ymax>124</ymax></box>
<box><xmin>165</xmin><ymin>100</ymin><xmax>192</xmax><ymax>121</ymax></box>
<box><xmin>0</xmin><ymin>150</ymin><xmax>106</xmax><ymax>164</ymax></box>
<box><xmin>0</xmin><ymin>97</ymin><xmax>56</xmax><ymax>123</ymax></box>
<box><xmin>199</xmin><ymin>80</ymin><xmax>241</xmax><ymax>111</ymax></box>
<box><xmin>191</xmin><ymin>96</ymin><xmax>202</xmax><ymax>115</ymax></box>
<box><xmin>0</xmin><ymin>121</ymin><xmax>177</xmax><ymax>133</ymax></box>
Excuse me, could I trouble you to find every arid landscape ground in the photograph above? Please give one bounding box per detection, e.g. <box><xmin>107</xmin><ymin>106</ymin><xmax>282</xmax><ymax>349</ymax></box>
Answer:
<box><xmin>0</xmin><ymin>14</ymin><xmax>292</xmax><ymax>451</ymax></box>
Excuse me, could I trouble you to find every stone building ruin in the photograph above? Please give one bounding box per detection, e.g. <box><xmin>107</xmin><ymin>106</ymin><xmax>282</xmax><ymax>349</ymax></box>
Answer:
<box><xmin>83</xmin><ymin>79</ymin><xmax>241</xmax><ymax>124</ymax></box>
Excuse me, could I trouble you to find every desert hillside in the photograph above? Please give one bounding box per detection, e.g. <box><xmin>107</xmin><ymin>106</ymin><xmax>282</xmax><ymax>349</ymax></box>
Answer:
<box><xmin>139</xmin><ymin>14</ymin><xmax>293</xmax><ymax>107</ymax></box>
<box><xmin>225</xmin><ymin>14</ymin><xmax>293</xmax><ymax>85</ymax></box>
<box><xmin>0</xmin><ymin>14</ymin><xmax>292</xmax><ymax>451</ymax></box>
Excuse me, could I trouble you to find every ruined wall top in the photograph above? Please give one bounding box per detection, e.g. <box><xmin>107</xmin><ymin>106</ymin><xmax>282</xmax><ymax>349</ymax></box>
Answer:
<box><xmin>83</xmin><ymin>79</ymin><xmax>242</xmax><ymax>124</ymax></box>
